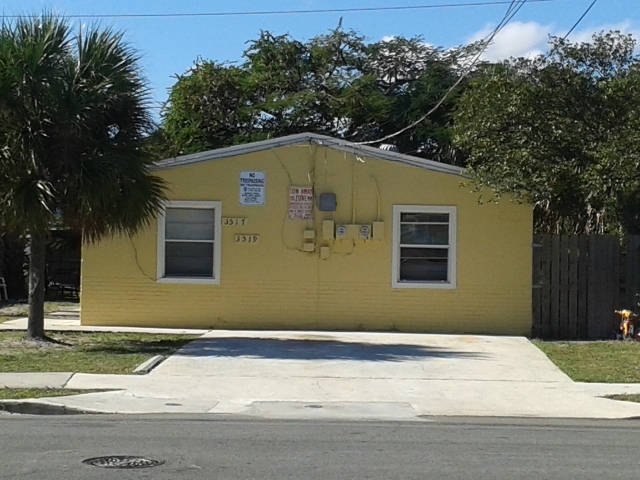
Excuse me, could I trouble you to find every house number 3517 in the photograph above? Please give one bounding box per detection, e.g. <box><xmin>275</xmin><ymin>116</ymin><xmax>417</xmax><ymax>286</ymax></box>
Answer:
<box><xmin>223</xmin><ymin>217</ymin><xmax>247</xmax><ymax>226</ymax></box>
<box><xmin>234</xmin><ymin>235</ymin><xmax>260</xmax><ymax>244</ymax></box>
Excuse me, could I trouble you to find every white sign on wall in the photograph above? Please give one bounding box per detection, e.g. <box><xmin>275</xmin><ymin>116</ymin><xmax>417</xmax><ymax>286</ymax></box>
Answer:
<box><xmin>239</xmin><ymin>171</ymin><xmax>266</xmax><ymax>206</ymax></box>
<box><xmin>288</xmin><ymin>186</ymin><xmax>314</xmax><ymax>220</ymax></box>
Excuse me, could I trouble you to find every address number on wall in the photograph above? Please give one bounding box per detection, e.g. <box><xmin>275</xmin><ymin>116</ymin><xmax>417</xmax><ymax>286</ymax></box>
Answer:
<box><xmin>223</xmin><ymin>217</ymin><xmax>247</xmax><ymax>226</ymax></box>
<box><xmin>234</xmin><ymin>234</ymin><xmax>260</xmax><ymax>244</ymax></box>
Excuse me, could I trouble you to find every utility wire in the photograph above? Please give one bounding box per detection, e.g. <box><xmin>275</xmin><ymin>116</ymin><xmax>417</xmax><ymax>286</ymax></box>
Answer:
<box><xmin>359</xmin><ymin>0</ymin><xmax>600</xmax><ymax>146</ymax></box>
<box><xmin>540</xmin><ymin>0</ymin><xmax>599</xmax><ymax>62</ymax></box>
<box><xmin>561</xmin><ymin>0</ymin><xmax>599</xmax><ymax>40</ymax></box>
<box><xmin>356</xmin><ymin>0</ymin><xmax>529</xmax><ymax>146</ymax></box>
<box><xmin>0</xmin><ymin>0</ymin><xmax>562</xmax><ymax>19</ymax></box>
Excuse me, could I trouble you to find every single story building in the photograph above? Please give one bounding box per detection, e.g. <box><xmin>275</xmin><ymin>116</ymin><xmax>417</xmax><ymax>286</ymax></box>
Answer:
<box><xmin>81</xmin><ymin>133</ymin><xmax>532</xmax><ymax>334</ymax></box>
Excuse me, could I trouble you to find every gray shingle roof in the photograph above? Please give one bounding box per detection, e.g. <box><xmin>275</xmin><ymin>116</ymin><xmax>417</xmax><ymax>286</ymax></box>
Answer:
<box><xmin>152</xmin><ymin>132</ymin><xmax>466</xmax><ymax>177</ymax></box>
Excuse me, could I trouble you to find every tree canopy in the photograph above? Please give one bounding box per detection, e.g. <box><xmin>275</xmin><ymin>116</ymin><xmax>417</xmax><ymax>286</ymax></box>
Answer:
<box><xmin>161</xmin><ymin>24</ymin><xmax>479</xmax><ymax>164</ymax></box>
<box><xmin>0</xmin><ymin>14</ymin><xmax>166</xmax><ymax>338</ymax></box>
<box><xmin>453</xmin><ymin>32</ymin><xmax>640</xmax><ymax>235</ymax></box>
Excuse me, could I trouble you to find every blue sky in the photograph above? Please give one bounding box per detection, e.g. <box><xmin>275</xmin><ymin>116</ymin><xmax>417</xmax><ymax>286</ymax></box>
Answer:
<box><xmin>3</xmin><ymin>0</ymin><xmax>639</xmax><ymax>114</ymax></box>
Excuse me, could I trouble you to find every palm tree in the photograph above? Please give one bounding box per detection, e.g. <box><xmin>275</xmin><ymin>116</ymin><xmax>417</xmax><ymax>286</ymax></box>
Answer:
<box><xmin>0</xmin><ymin>14</ymin><xmax>166</xmax><ymax>340</ymax></box>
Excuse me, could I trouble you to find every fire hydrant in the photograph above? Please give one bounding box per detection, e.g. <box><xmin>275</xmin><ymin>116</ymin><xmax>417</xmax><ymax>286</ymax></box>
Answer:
<box><xmin>614</xmin><ymin>310</ymin><xmax>638</xmax><ymax>340</ymax></box>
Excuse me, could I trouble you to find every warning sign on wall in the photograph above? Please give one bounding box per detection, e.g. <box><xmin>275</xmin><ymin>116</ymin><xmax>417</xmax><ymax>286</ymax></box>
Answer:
<box><xmin>288</xmin><ymin>186</ymin><xmax>314</xmax><ymax>220</ymax></box>
<box><xmin>239</xmin><ymin>171</ymin><xmax>266</xmax><ymax>206</ymax></box>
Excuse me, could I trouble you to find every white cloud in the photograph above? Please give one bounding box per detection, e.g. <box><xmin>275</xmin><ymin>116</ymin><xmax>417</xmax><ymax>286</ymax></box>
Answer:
<box><xmin>468</xmin><ymin>19</ymin><xmax>640</xmax><ymax>61</ymax></box>
<box><xmin>568</xmin><ymin>20</ymin><xmax>640</xmax><ymax>47</ymax></box>
<box><xmin>469</xmin><ymin>21</ymin><xmax>551</xmax><ymax>61</ymax></box>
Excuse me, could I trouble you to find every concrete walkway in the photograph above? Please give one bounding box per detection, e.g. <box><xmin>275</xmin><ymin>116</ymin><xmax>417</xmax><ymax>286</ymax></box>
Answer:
<box><xmin>0</xmin><ymin>312</ymin><xmax>208</xmax><ymax>335</ymax></box>
<box><xmin>3</xmin><ymin>330</ymin><xmax>640</xmax><ymax>419</ymax></box>
<box><xmin>0</xmin><ymin>372</ymin><xmax>75</xmax><ymax>389</ymax></box>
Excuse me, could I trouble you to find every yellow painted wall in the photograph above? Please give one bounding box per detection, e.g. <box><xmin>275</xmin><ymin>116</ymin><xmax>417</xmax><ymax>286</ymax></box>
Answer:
<box><xmin>81</xmin><ymin>144</ymin><xmax>533</xmax><ymax>335</ymax></box>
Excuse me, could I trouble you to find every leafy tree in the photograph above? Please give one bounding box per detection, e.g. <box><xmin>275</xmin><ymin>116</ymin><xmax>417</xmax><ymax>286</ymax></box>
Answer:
<box><xmin>453</xmin><ymin>32</ymin><xmax>640</xmax><ymax>234</ymax></box>
<box><xmin>0</xmin><ymin>14</ymin><xmax>166</xmax><ymax>339</ymax></box>
<box><xmin>161</xmin><ymin>24</ymin><xmax>479</xmax><ymax>164</ymax></box>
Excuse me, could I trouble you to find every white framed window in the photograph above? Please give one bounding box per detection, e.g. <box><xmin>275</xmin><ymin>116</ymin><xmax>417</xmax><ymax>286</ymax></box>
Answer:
<box><xmin>157</xmin><ymin>201</ymin><xmax>222</xmax><ymax>284</ymax></box>
<box><xmin>392</xmin><ymin>205</ymin><xmax>457</xmax><ymax>289</ymax></box>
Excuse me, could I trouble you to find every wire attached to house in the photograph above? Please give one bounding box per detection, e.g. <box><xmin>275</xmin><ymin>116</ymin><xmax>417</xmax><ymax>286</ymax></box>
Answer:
<box><xmin>129</xmin><ymin>236</ymin><xmax>156</xmax><ymax>282</ymax></box>
<box><xmin>272</xmin><ymin>150</ymin><xmax>294</xmax><ymax>185</ymax></box>
<box><xmin>354</xmin><ymin>0</ymin><xmax>529</xmax><ymax>146</ymax></box>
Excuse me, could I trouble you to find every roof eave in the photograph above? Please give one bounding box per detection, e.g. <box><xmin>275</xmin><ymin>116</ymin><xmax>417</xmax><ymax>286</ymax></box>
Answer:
<box><xmin>151</xmin><ymin>132</ymin><xmax>467</xmax><ymax>178</ymax></box>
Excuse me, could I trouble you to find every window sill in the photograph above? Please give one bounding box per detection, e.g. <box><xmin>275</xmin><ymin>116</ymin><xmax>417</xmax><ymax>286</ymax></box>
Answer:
<box><xmin>157</xmin><ymin>277</ymin><xmax>220</xmax><ymax>285</ymax></box>
<box><xmin>392</xmin><ymin>280</ymin><xmax>456</xmax><ymax>290</ymax></box>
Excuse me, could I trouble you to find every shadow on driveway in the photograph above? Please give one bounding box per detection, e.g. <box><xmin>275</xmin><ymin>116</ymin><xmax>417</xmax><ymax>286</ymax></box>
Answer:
<box><xmin>171</xmin><ymin>338</ymin><xmax>486</xmax><ymax>362</ymax></box>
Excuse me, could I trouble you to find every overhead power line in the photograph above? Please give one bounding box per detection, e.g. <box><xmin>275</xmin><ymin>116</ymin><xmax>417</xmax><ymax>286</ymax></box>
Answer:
<box><xmin>0</xmin><ymin>0</ymin><xmax>562</xmax><ymax>19</ymax></box>
<box><xmin>356</xmin><ymin>0</ymin><xmax>529</xmax><ymax>146</ymax></box>
<box><xmin>562</xmin><ymin>0</ymin><xmax>599</xmax><ymax>40</ymax></box>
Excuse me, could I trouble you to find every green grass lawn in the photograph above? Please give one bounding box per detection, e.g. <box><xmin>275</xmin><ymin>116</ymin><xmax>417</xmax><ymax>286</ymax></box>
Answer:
<box><xmin>533</xmin><ymin>340</ymin><xmax>640</xmax><ymax>383</ymax></box>
<box><xmin>0</xmin><ymin>332</ymin><xmax>198</xmax><ymax>374</ymax></box>
<box><xmin>0</xmin><ymin>388</ymin><xmax>110</xmax><ymax>400</ymax></box>
<box><xmin>606</xmin><ymin>394</ymin><xmax>640</xmax><ymax>403</ymax></box>
<box><xmin>0</xmin><ymin>301</ymin><xmax>78</xmax><ymax>319</ymax></box>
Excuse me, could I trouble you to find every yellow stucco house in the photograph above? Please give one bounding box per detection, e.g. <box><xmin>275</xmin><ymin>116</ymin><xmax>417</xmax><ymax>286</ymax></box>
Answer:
<box><xmin>81</xmin><ymin>133</ymin><xmax>532</xmax><ymax>334</ymax></box>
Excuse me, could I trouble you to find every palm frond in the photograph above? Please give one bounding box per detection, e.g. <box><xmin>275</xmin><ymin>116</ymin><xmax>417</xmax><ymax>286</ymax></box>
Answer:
<box><xmin>0</xmin><ymin>13</ymin><xmax>167</xmax><ymax>241</ymax></box>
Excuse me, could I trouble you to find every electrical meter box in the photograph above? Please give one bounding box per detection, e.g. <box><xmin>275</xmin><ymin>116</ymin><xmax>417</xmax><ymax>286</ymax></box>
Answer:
<box><xmin>358</xmin><ymin>224</ymin><xmax>371</xmax><ymax>240</ymax></box>
<box><xmin>346</xmin><ymin>224</ymin><xmax>360</xmax><ymax>240</ymax></box>
<box><xmin>335</xmin><ymin>224</ymin><xmax>348</xmax><ymax>240</ymax></box>
<box><xmin>304</xmin><ymin>229</ymin><xmax>316</xmax><ymax>240</ymax></box>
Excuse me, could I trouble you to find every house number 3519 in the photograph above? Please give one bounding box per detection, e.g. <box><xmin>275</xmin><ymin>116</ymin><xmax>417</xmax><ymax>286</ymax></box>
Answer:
<box><xmin>234</xmin><ymin>235</ymin><xmax>260</xmax><ymax>244</ymax></box>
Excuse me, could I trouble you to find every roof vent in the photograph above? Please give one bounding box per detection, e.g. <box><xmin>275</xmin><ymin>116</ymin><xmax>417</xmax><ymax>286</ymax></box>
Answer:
<box><xmin>378</xmin><ymin>144</ymin><xmax>399</xmax><ymax>153</ymax></box>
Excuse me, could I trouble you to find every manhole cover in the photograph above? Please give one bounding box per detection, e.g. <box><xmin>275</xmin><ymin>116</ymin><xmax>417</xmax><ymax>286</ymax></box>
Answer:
<box><xmin>82</xmin><ymin>456</ymin><xmax>165</xmax><ymax>469</ymax></box>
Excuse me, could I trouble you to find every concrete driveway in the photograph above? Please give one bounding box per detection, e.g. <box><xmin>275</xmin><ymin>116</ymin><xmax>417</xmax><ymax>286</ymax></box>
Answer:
<box><xmin>153</xmin><ymin>331</ymin><xmax>570</xmax><ymax>383</ymax></box>
<box><xmin>45</xmin><ymin>331</ymin><xmax>640</xmax><ymax>419</ymax></box>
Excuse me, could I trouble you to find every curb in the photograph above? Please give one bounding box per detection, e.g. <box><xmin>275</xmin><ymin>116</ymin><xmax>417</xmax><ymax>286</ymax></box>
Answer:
<box><xmin>133</xmin><ymin>355</ymin><xmax>165</xmax><ymax>374</ymax></box>
<box><xmin>0</xmin><ymin>400</ymin><xmax>106</xmax><ymax>415</ymax></box>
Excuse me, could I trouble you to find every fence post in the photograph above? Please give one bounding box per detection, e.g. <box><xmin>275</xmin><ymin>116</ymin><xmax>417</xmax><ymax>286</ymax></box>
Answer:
<box><xmin>550</xmin><ymin>235</ymin><xmax>561</xmax><ymax>339</ymax></box>
<box><xmin>532</xmin><ymin>235</ymin><xmax>542</xmax><ymax>338</ymax></box>
<box><xmin>568</xmin><ymin>236</ymin><xmax>579</xmax><ymax>339</ymax></box>
<box><xmin>577</xmin><ymin>235</ymin><xmax>589</xmax><ymax>339</ymax></box>
<box><xmin>610</xmin><ymin>236</ymin><xmax>621</xmax><ymax>336</ymax></box>
<box><xmin>625</xmin><ymin>236</ymin><xmax>640</xmax><ymax>311</ymax></box>
<box><xmin>540</xmin><ymin>235</ymin><xmax>552</xmax><ymax>338</ymax></box>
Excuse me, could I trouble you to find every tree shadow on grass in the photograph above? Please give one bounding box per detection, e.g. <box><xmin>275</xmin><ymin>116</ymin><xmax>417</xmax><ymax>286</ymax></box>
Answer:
<box><xmin>4</xmin><ymin>335</ymin><xmax>74</xmax><ymax>348</ymax></box>
<box><xmin>42</xmin><ymin>335</ymin><xmax>73</xmax><ymax>347</ymax></box>
<box><xmin>166</xmin><ymin>338</ymin><xmax>486</xmax><ymax>362</ymax></box>
<box><xmin>83</xmin><ymin>340</ymin><xmax>193</xmax><ymax>356</ymax></box>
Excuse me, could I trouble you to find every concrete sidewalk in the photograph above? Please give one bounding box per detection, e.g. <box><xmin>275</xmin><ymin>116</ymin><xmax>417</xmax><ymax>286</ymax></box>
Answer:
<box><xmin>0</xmin><ymin>313</ymin><xmax>208</xmax><ymax>335</ymax></box>
<box><xmin>0</xmin><ymin>372</ymin><xmax>75</xmax><ymax>389</ymax></box>
<box><xmin>3</xmin><ymin>331</ymin><xmax>640</xmax><ymax>419</ymax></box>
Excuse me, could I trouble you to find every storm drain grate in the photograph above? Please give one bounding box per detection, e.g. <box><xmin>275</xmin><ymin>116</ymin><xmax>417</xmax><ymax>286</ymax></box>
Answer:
<box><xmin>82</xmin><ymin>456</ymin><xmax>165</xmax><ymax>469</ymax></box>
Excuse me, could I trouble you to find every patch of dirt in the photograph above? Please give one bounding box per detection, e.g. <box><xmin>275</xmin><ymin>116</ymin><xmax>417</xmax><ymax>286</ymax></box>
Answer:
<box><xmin>0</xmin><ymin>305</ymin><xmax>28</xmax><ymax>317</ymax></box>
<box><xmin>0</xmin><ymin>338</ymin><xmax>73</xmax><ymax>352</ymax></box>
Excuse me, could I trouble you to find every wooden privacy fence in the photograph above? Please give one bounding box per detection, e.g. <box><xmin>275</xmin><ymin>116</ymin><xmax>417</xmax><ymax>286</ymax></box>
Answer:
<box><xmin>532</xmin><ymin>235</ymin><xmax>640</xmax><ymax>340</ymax></box>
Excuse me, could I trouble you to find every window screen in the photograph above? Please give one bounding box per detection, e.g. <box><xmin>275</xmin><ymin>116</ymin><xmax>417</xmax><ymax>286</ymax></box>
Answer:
<box><xmin>396</xmin><ymin>210</ymin><xmax>453</xmax><ymax>284</ymax></box>
<box><xmin>164</xmin><ymin>208</ymin><xmax>215</xmax><ymax>278</ymax></box>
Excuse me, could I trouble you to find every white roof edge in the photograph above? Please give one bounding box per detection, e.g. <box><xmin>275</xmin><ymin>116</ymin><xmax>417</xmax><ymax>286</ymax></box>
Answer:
<box><xmin>152</xmin><ymin>132</ymin><xmax>466</xmax><ymax>177</ymax></box>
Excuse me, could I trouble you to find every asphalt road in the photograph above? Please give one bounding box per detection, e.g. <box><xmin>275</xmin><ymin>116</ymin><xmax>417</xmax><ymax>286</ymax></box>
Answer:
<box><xmin>1</xmin><ymin>415</ymin><xmax>639</xmax><ymax>479</ymax></box>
